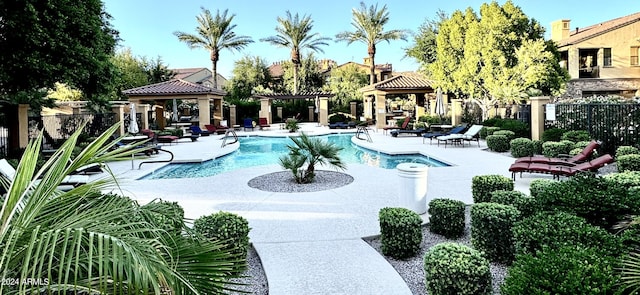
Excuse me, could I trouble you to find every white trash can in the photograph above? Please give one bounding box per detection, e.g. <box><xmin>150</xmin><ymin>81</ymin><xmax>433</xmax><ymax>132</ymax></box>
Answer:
<box><xmin>396</xmin><ymin>163</ymin><xmax>429</xmax><ymax>214</ymax></box>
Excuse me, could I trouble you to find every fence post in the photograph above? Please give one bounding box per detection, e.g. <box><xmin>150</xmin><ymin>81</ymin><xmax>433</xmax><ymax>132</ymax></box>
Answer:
<box><xmin>320</xmin><ymin>97</ymin><xmax>329</xmax><ymax>126</ymax></box>
<box><xmin>140</xmin><ymin>104</ymin><xmax>150</xmax><ymax>131</ymax></box>
<box><xmin>230</xmin><ymin>104</ymin><xmax>237</xmax><ymax>126</ymax></box>
<box><xmin>451</xmin><ymin>99</ymin><xmax>463</xmax><ymax>126</ymax></box>
<box><xmin>112</xmin><ymin>104</ymin><xmax>125</xmax><ymax>136</ymax></box>
<box><xmin>529</xmin><ymin>96</ymin><xmax>550</xmax><ymax>140</ymax></box>
<box><xmin>18</xmin><ymin>104</ymin><xmax>29</xmax><ymax>148</ymax></box>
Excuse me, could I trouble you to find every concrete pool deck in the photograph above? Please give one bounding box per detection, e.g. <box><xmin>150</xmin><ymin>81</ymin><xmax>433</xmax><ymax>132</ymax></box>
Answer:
<box><xmin>101</xmin><ymin>123</ymin><xmax>550</xmax><ymax>295</ymax></box>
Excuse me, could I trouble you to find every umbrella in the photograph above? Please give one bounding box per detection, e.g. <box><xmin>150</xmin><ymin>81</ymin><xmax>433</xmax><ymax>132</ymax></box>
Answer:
<box><xmin>435</xmin><ymin>88</ymin><xmax>446</xmax><ymax>122</ymax></box>
<box><xmin>128</xmin><ymin>103</ymin><xmax>139</xmax><ymax>135</ymax></box>
<box><xmin>172</xmin><ymin>99</ymin><xmax>179</xmax><ymax>122</ymax></box>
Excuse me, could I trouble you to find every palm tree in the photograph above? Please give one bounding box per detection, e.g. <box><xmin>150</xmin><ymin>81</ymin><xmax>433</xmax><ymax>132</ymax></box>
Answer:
<box><xmin>0</xmin><ymin>123</ymin><xmax>243</xmax><ymax>294</ymax></box>
<box><xmin>280</xmin><ymin>133</ymin><xmax>346</xmax><ymax>184</ymax></box>
<box><xmin>261</xmin><ymin>11</ymin><xmax>330</xmax><ymax>95</ymax></box>
<box><xmin>175</xmin><ymin>7</ymin><xmax>253</xmax><ymax>89</ymax></box>
<box><xmin>335</xmin><ymin>2</ymin><xmax>409</xmax><ymax>85</ymax></box>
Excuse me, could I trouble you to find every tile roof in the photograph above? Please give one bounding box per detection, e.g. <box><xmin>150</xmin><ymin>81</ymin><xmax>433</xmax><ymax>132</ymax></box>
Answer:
<box><xmin>557</xmin><ymin>12</ymin><xmax>640</xmax><ymax>47</ymax></box>
<box><xmin>253</xmin><ymin>91</ymin><xmax>334</xmax><ymax>99</ymax></box>
<box><xmin>360</xmin><ymin>75</ymin><xmax>434</xmax><ymax>92</ymax></box>
<box><xmin>123</xmin><ymin>79</ymin><xmax>226</xmax><ymax>96</ymax></box>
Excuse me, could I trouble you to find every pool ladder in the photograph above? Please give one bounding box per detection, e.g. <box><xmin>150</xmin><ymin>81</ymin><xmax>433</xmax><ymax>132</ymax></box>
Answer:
<box><xmin>355</xmin><ymin>125</ymin><xmax>373</xmax><ymax>143</ymax></box>
<box><xmin>221</xmin><ymin>129</ymin><xmax>239</xmax><ymax>148</ymax></box>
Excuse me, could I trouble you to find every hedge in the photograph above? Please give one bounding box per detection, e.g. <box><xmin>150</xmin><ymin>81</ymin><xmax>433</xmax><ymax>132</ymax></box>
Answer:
<box><xmin>471</xmin><ymin>175</ymin><xmax>514</xmax><ymax>203</ymax></box>
<box><xmin>423</xmin><ymin>242</ymin><xmax>492</xmax><ymax>295</ymax></box>
<box><xmin>379</xmin><ymin>207</ymin><xmax>422</xmax><ymax>259</ymax></box>
<box><xmin>470</xmin><ymin>203</ymin><xmax>519</xmax><ymax>264</ymax></box>
<box><xmin>509</xmin><ymin>138</ymin><xmax>534</xmax><ymax>158</ymax></box>
<box><xmin>428</xmin><ymin>198</ymin><xmax>466</xmax><ymax>239</ymax></box>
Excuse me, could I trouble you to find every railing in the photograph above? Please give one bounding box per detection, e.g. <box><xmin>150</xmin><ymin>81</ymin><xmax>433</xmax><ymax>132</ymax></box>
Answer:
<box><xmin>578</xmin><ymin>66</ymin><xmax>599</xmax><ymax>78</ymax></box>
<box><xmin>138</xmin><ymin>148</ymin><xmax>174</xmax><ymax>170</ymax></box>
<box><xmin>355</xmin><ymin>125</ymin><xmax>373</xmax><ymax>143</ymax></box>
<box><xmin>221</xmin><ymin>129</ymin><xmax>239</xmax><ymax>148</ymax></box>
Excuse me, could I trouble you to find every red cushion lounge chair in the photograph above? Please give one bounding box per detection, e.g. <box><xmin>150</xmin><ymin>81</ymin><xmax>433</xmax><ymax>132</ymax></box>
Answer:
<box><xmin>514</xmin><ymin>141</ymin><xmax>601</xmax><ymax>165</ymax></box>
<box><xmin>205</xmin><ymin>124</ymin><xmax>227</xmax><ymax>134</ymax></box>
<box><xmin>509</xmin><ymin>154</ymin><xmax>614</xmax><ymax>180</ymax></box>
<box><xmin>259</xmin><ymin>118</ymin><xmax>271</xmax><ymax>130</ymax></box>
<box><xmin>383</xmin><ymin>117</ymin><xmax>410</xmax><ymax>135</ymax></box>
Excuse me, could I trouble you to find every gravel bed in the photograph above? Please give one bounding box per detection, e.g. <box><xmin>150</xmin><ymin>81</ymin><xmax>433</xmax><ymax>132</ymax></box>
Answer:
<box><xmin>228</xmin><ymin>245</ymin><xmax>268</xmax><ymax>295</ymax></box>
<box><xmin>248</xmin><ymin>170</ymin><xmax>354</xmax><ymax>192</ymax></box>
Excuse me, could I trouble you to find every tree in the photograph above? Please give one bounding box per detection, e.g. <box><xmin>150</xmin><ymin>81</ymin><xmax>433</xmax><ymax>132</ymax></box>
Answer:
<box><xmin>281</xmin><ymin>53</ymin><xmax>324</xmax><ymax>93</ymax></box>
<box><xmin>111</xmin><ymin>48</ymin><xmax>149</xmax><ymax>100</ymax></box>
<box><xmin>47</xmin><ymin>83</ymin><xmax>84</xmax><ymax>101</ymax></box>
<box><xmin>0</xmin><ymin>0</ymin><xmax>118</xmax><ymax>105</ymax></box>
<box><xmin>175</xmin><ymin>7</ymin><xmax>253</xmax><ymax>89</ymax></box>
<box><xmin>405</xmin><ymin>10</ymin><xmax>448</xmax><ymax>71</ymax></box>
<box><xmin>323</xmin><ymin>63</ymin><xmax>369</xmax><ymax>108</ymax></box>
<box><xmin>428</xmin><ymin>1</ymin><xmax>568</xmax><ymax>120</ymax></box>
<box><xmin>335</xmin><ymin>2</ymin><xmax>409</xmax><ymax>85</ymax></box>
<box><xmin>225</xmin><ymin>55</ymin><xmax>273</xmax><ymax>100</ymax></box>
<box><xmin>143</xmin><ymin>56</ymin><xmax>176</xmax><ymax>84</ymax></box>
<box><xmin>280</xmin><ymin>133</ymin><xmax>346</xmax><ymax>184</ymax></box>
<box><xmin>261</xmin><ymin>11</ymin><xmax>330</xmax><ymax>95</ymax></box>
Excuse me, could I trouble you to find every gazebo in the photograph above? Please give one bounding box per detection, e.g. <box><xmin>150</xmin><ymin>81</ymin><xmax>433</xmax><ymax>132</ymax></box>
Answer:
<box><xmin>252</xmin><ymin>92</ymin><xmax>334</xmax><ymax>126</ymax></box>
<box><xmin>123</xmin><ymin>79</ymin><xmax>225</xmax><ymax>129</ymax></box>
<box><xmin>359</xmin><ymin>74</ymin><xmax>435</xmax><ymax>129</ymax></box>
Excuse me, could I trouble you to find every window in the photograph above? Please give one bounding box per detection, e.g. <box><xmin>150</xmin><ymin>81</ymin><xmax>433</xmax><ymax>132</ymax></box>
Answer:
<box><xmin>603</xmin><ymin>48</ymin><xmax>612</xmax><ymax>67</ymax></box>
<box><xmin>631</xmin><ymin>46</ymin><xmax>639</xmax><ymax>66</ymax></box>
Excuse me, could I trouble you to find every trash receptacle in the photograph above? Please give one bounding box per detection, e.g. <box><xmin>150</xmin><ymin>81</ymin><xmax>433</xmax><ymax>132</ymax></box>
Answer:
<box><xmin>396</xmin><ymin>163</ymin><xmax>429</xmax><ymax>214</ymax></box>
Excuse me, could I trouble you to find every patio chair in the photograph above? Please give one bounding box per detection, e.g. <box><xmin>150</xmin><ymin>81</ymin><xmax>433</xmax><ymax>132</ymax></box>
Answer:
<box><xmin>258</xmin><ymin>118</ymin><xmax>271</xmax><ymax>130</ymax></box>
<box><xmin>509</xmin><ymin>154</ymin><xmax>614</xmax><ymax>180</ymax></box>
<box><xmin>0</xmin><ymin>158</ymin><xmax>89</xmax><ymax>188</ymax></box>
<box><xmin>190</xmin><ymin>125</ymin><xmax>210</xmax><ymax>136</ymax></box>
<box><xmin>514</xmin><ymin>140</ymin><xmax>601</xmax><ymax>165</ymax></box>
<box><xmin>382</xmin><ymin>117</ymin><xmax>410</xmax><ymax>135</ymax></box>
<box><xmin>243</xmin><ymin>118</ymin><xmax>254</xmax><ymax>131</ymax></box>
<box><xmin>422</xmin><ymin>125</ymin><xmax>467</xmax><ymax>144</ymax></box>
<box><xmin>436</xmin><ymin>124</ymin><xmax>484</xmax><ymax>148</ymax></box>
<box><xmin>391</xmin><ymin>128</ymin><xmax>427</xmax><ymax>137</ymax></box>
<box><xmin>205</xmin><ymin>124</ymin><xmax>227</xmax><ymax>135</ymax></box>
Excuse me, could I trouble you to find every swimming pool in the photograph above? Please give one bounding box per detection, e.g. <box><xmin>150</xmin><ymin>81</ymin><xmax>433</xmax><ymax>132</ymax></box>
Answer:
<box><xmin>142</xmin><ymin>134</ymin><xmax>448</xmax><ymax>179</ymax></box>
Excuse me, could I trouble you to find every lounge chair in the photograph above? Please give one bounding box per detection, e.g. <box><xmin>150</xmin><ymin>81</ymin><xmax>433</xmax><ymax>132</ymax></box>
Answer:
<box><xmin>422</xmin><ymin>125</ymin><xmax>467</xmax><ymax>144</ymax></box>
<box><xmin>383</xmin><ymin>117</ymin><xmax>410</xmax><ymax>135</ymax></box>
<box><xmin>204</xmin><ymin>124</ymin><xmax>227</xmax><ymax>135</ymax></box>
<box><xmin>243</xmin><ymin>118</ymin><xmax>254</xmax><ymax>131</ymax></box>
<box><xmin>390</xmin><ymin>128</ymin><xmax>427</xmax><ymax>137</ymax></box>
<box><xmin>190</xmin><ymin>125</ymin><xmax>210</xmax><ymax>136</ymax></box>
<box><xmin>436</xmin><ymin>125</ymin><xmax>484</xmax><ymax>148</ymax></box>
<box><xmin>0</xmin><ymin>158</ymin><xmax>89</xmax><ymax>188</ymax></box>
<box><xmin>509</xmin><ymin>154</ymin><xmax>614</xmax><ymax>180</ymax></box>
<box><xmin>514</xmin><ymin>140</ymin><xmax>601</xmax><ymax>165</ymax></box>
<box><xmin>258</xmin><ymin>118</ymin><xmax>271</xmax><ymax>130</ymax></box>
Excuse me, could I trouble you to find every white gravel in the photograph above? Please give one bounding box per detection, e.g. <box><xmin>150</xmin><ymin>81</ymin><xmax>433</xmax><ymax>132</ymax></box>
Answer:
<box><xmin>248</xmin><ymin>170</ymin><xmax>354</xmax><ymax>192</ymax></box>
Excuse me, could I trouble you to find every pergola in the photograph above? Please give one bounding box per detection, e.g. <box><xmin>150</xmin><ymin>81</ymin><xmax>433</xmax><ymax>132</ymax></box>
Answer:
<box><xmin>123</xmin><ymin>79</ymin><xmax>225</xmax><ymax>129</ymax></box>
<box><xmin>252</xmin><ymin>92</ymin><xmax>334</xmax><ymax>126</ymax></box>
<box><xmin>359</xmin><ymin>74</ymin><xmax>435</xmax><ymax>129</ymax></box>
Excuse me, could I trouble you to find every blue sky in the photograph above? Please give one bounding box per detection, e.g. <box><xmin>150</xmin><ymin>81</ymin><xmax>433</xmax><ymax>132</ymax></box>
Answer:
<box><xmin>103</xmin><ymin>0</ymin><xmax>639</xmax><ymax>79</ymax></box>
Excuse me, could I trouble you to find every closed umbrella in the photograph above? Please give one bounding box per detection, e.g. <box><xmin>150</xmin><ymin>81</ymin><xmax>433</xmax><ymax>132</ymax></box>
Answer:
<box><xmin>128</xmin><ymin>103</ymin><xmax>139</xmax><ymax>135</ymax></box>
<box><xmin>172</xmin><ymin>99</ymin><xmax>179</xmax><ymax>122</ymax></box>
<box><xmin>435</xmin><ymin>88</ymin><xmax>446</xmax><ymax>123</ymax></box>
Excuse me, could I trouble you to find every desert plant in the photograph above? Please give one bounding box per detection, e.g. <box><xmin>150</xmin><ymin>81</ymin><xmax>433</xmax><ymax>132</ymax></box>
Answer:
<box><xmin>541</xmin><ymin>127</ymin><xmax>565</xmax><ymax>142</ymax></box>
<box><xmin>617</xmin><ymin>145</ymin><xmax>640</xmax><ymax>158</ymax></box>
<box><xmin>618</xmin><ymin>154</ymin><xmax>640</xmax><ymax>172</ymax></box>
<box><xmin>423</xmin><ymin>242</ymin><xmax>492</xmax><ymax>295</ymax></box>
<box><xmin>285</xmin><ymin>118</ymin><xmax>300</xmax><ymax>132</ymax></box>
<box><xmin>471</xmin><ymin>203</ymin><xmax>519</xmax><ymax>264</ymax></box>
<box><xmin>509</xmin><ymin>138</ymin><xmax>534</xmax><ymax>158</ymax></box>
<box><xmin>279</xmin><ymin>132</ymin><xmax>346</xmax><ymax>183</ymax></box>
<box><xmin>471</xmin><ymin>175</ymin><xmax>514</xmax><ymax>203</ymax></box>
<box><xmin>561</xmin><ymin>130</ymin><xmax>590</xmax><ymax>142</ymax></box>
<box><xmin>486</xmin><ymin>134</ymin><xmax>510</xmax><ymax>152</ymax></box>
<box><xmin>379</xmin><ymin>207</ymin><xmax>423</xmax><ymax>259</ymax></box>
<box><xmin>194</xmin><ymin>211</ymin><xmax>251</xmax><ymax>261</ymax></box>
<box><xmin>428</xmin><ymin>198</ymin><xmax>466</xmax><ymax>239</ymax></box>
<box><xmin>490</xmin><ymin>190</ymin><xmax>535</xmax><ymax>218</ymax></box>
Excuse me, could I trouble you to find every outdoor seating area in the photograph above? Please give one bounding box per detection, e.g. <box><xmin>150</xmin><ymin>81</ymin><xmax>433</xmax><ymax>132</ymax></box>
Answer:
<box><xmin>435</xmin><ymin>124</ymin><xmax>483</xmax><ymax>147</ymax></box>
<box><xmin>509</xmin><ymin>153</ymin><xmax>614</xmax><ymax>180</ymax></box>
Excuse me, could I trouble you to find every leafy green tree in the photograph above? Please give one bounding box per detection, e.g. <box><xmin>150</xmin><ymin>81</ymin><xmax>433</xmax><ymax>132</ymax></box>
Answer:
<box><xmin>47</xmin><ymin>82</ymin><xmax>84</xmax><ymax>101</ymax></box>
<box><xmin>404</xmin><ymin>10</ymin><xmax>448</xmax><ymax>69</ymax></box>
<box><xmin>143</xmin><ymin>56</ymin><xmax>176</xmax><ymax>84</ymax></box>
<box><xmin>281</xmin><ymin>53</ymin><xmax>325</xmax><ymax>93</ymax></box>
<box><xmin>111</xmin><ymin>48</ymin><xmax>149</xmax><ymax>100</ymax></box>
<box><xmin>225</xmin><ymin>55</ymin><xmax>273</xmax><ymax>100</ymax></box>
<box><xmin>261</xmin><ymin>11</ymin><xmax>330</xmax><ymax>95</ymax></box>
<box><xmin>175</xmin><ymin>7</ymin><xmax>253</xmax><ymax>89</ymax></box>
<box><xmin>428</xmin><ymin>1</ymin><xmax>568</xmax><ymax>119</ymax></box>
<box><xmin>0</xmin><ymin>124</ymin><xmax>245</xmax><ymax>294</ymax></box>
<box><xmin>335</xmin><ymin>2</ymin><xmax>409</xmax><ymax>85</ymax></box>
<box><xmin>280</xmin><ymin>133</ymin><xmax>346</xmax><ymax>183</ymax></box>
<box><xmin>323</xmin><ymin>63</ymin><xmax>369</xmax><ymax>108</ymax></box>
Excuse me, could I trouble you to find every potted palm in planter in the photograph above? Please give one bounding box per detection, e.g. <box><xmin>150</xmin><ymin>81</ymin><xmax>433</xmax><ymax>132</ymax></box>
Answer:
<box><xmin>285</xmin><ymin>118</ymin><xmax>300</xmax><ymax>133</ymax></box>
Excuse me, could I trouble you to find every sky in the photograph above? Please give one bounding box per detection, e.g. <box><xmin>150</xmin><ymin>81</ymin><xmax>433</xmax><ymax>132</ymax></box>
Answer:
<box><xmin>103</xmin><ymin>0</ymin><xmax>640</xmax><ymax>79</ymax></box>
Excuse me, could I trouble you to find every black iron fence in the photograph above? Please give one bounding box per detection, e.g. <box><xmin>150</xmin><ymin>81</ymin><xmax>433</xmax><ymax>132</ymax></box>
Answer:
<box><xmin>28</xmin><ymin>113</ymin><xmax>116</xmax><ymax>148</ymax></box>
<box><xmin>545</xmin><ymin>103</ymin><xmax>640</xmax><ymax>154</ymax></box>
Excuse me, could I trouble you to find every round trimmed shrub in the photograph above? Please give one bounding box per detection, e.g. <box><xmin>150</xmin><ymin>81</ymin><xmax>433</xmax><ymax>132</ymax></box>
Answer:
<box><xmin>490</xmin><ymin>190</ymin><xmax>535</xmax><ymax>218</ymax></box>
<box><xmin>559</xmin><ymin>140</ymin><xmax>575</xmax><ymax>154</ymax></box>
<box><xmin>616</xmin><ymin>145</ymin><xmax>640</xmax><ymax>158</ymax></box>
<box><xmin>604</xmin><ymin>171</ymin><xmax>640</xmax><ymax>188</ymax></box>
<box><xmin>471</xmin><ymin>175</ymin><xmax>514</xmax><ymax>203</ymax></box>
<box><xmin>501</xmin><ymin>245</ymin><xmax>622</xmax><ymax>295</ymax></box>
<box><xmin>480</xmin><ymin>126</ymin><xmax>501</xmax><ymax>139</ymax></box>
<box><xmin>428</xmin><ymin>198</ymin><xmax>466</xmax><ymax>239</ymax></box>
<box><xmin>470</xmin><ymin>203</ymin><xmax>520</xmax><ymax>264</ymax></box>
<box><xmin>513</xmin><ymin>211</ymin><xmax>623</xmax><ymax>257</ymax></box>
<box><xmin>423</xmin><ymin>242</ymin><xmax>491</xmax><ymax>295</ymax></box>
<box><xmin>541</xmin><ymin>127</ymin><xmax>565</xmax><ymax>142</ymax></box>
<box><xmin>531</xmin><ymin>139</ymin><xmax>543</xmax><ymax>155</ymax></box>
<box><xmin>618</xmin><ymin>154</ymin><xmax>640</xmax><ymax>172</ymax></box>
<box><xmin>379</xmin><ymin>207</ymin><xmax>422</xmax><ymax>259</ymax></box>
<box><xmin>142</xmin><ymin>200</ymin><xmax>185</xmax><ymax>236</ymax></box>
<box><xmin>561</xmin><ymin>130</ymin><xmax>590</xmax><ymax>142</ymax></box>
<box><xmin>509</xmin><ymin>138</ymin><xmax>534</xmax><ymax>158</ymax></box>
<box><xmin>486</xmin><ymin>134</ymin><xmax>510</xmax><ymax>152</ymax></box>
<box><xmin>529</xmin><ymin>178</ymin><xmax>555</xmax><ymax>198</ymax></box>
<box><xmin>542</xmin><ymin>141</ymin><xmax>565</xmax><ymax>157</ymax></box>
<box><xmin>193</xmin><ymin>211</ymin><xmax>251</xmax><ymax>259</ymax></box>
<box><xmin>493</xmin><ymin>130</ymin><xmax>515</xmax><ymax>140</ymax></box>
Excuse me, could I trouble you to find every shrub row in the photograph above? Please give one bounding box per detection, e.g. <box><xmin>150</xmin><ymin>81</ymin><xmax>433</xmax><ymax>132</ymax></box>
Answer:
<box><xmin>471</xmin><ymin>175</ymin><xmax>514</xmax><ymax>203</ymax></box>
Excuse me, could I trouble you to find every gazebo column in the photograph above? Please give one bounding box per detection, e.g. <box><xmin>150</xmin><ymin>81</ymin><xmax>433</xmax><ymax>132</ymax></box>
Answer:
<box><xmin>259</xmin><ymin>98</ymin><xmax>272</xmax><ymax>123</ymax></box>
<box><xmin>155</xmin><ymin>104</ymin><xmax>165</xmax><ymax>130</ymax></box>
<box><xmin>197</xmin><ymin>97</ymin><xmax>211</xmax><ymax>128</ymax></box>
<box><xmin>451</xmin><ymin>99</ymin><xmax>463</xmax><ymax>126</ymax></box>
<box><xmin>319</xmin><ymin>97</ymin><xmax>329</xmax><ymax>126</ymax></box>
<box><xmin>140</xmin><ymin>104</ymin><xmax>150</xmax><ymax>130</ymax></box>
<box><xmin>374</xmin><ymin>92</ymin><xmax>388</xmax><ymax>129</ymax></box>
<box><xmin>363</xmin><ymin>95</ymin><xmax>373</xmax><ymax>120</ymax></box>
<box><xmin>213</xmin><ymin>97</ymin><xmax>223</xmax><ymax>126</ymax></box>
<box><xmin>112</xmin><ymin>104</ymin><xmax>125</xmax><ymax>135</ymax></box>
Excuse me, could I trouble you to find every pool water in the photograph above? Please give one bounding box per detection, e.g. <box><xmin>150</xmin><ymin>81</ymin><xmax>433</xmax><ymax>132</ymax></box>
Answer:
<box><xmin>142</xmin><ymin>134</ymin><xmax>447</xmax><ymax>179</ymax></box>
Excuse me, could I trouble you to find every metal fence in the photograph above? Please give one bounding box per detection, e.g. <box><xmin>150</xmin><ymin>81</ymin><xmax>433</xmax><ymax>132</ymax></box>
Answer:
<box><xmin>28</xmin><ymin>113</ymin><xmax>117</xmax><ymax>148</ymax></box>
<box><xmin>546</xmin><ymin>103</ymin><xmax>640</xmax><ymax>154</ymax></box>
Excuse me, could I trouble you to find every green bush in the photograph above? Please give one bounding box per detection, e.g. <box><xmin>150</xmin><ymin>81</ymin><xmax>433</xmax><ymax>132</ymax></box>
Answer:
<box><xmin>573</xmin><ymin>140</ymin><xmax>591</xmax><ymax>151</ymax></box>
<box><xmin>428</xmin><ymin>199</ymin><xmax>466</xmax><ymax>239</ymax></box>
<box><xmin>509</xmin><ymin>138</ymin><xmax>534</xmax><ymax>158</ymax></box>
<box><xmin>531</xmin><ymin>139</ymin><xmax>543</xmax><ymax>155</ymax></box>
<box><xmin>529</xmin><ymin>178</ymin><xmax>555</xmax><ymax>199</ymax></box>
<box><xmin>379</xmin><ymin>207</ymin><xmax>422</xmax><ymax>259</ymax></box>
<box><xmin>158</xmin><ymin>128</ymin><xmax>183</xmax><ymax>137</ymax></box>
<box><xmin>193</xmin><ymin>211</ymin><xmax>251</xmax><ymax>260</ymax></box>
<box><xmin>501</xmin><ymin>245</ymin><xmax>622</xmax><ymax>295</ymax></box>
<box><xmin>513</xmin><ymin>211</ymin><xmax>624</xmax><ymax>257</ymax></box>
<box><xmin>541</xmin><ymin>128</ymin><xmax>566</xmax><ymax>142</ymax></box>
<box><xmin>482</xmin><ymin>117</ymin><xmax>530</xmax><ymax>138</ymax></box>
<box><xmin>604</xmin><ymin>171</ymin><xmax>640</xmax><ymax>188</ymax></box>
<box><xmin>471</xmin><ymin>175</ymin><xmax>514</xmax><ymax>203</ymax></box>
<box><xmin>568</xmin><ymin>147</ymin><xmax>582</xmax><ymax>156</ymax></box>
<box><xmin>329</xmin><ymin>113</ymin><xmax>347</xmax><ymax>124</ymax></box>
<box><xmin>561</xmin><ymin>130</ymin><xmax>591</xmax><ymax>142</ymax></box>
<box><xmin>471</xmin><ymin>203</ymin><xmax>519</xmax><ymax>264</ymax></box>
<box><xmin>486</xmin><ymin>135</ymin><xmax>510</xmax><ymax>152</ymax></box>
<box><xmin>559</xmin><ymin>140</ymin><xmax>575</xmax><ymax>154</ymax></box>
<box><xmin>480</xmin><ymin>126</ymin><xmax>501</xmax><ymax>139</ymax></box>
<box><xmin>423</xmin><ymin>242</ymin><xmax>492</xmax><ymax>295</ymax></box>
<box><xmin>617</xmin><ymin>154</ymin><xmax>640</xmax><ymax>172</ymax></box>
<box><xmin>541</xmin><ymin>141</ymin><xmax>565</xmax><ymax>157</ymax></box>
<box><xmin>616</xmin><ymin>145</ymin><xmax>640</xmax><ymax>158</ymax></box>
<box><xmin>535</xmin><ymin>174</ymin><xmax>640</xmax><ymax>230</ymax></box>
<box><xmin>493</xmin><ymin>130</ymin><xmax>515</xmax><ymax>140</ymax></box>
<box><xmin>490</xmin><ymin>190</ymin><xmax>535</xmax><ymax>218</ymax></box>
<box><xmin>141</xmin><ymin>199</ymin><xmax>185</xmax><ymax>236</ymax></box>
